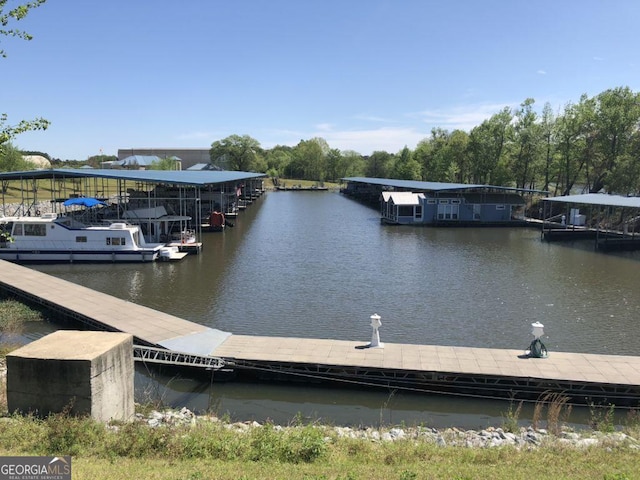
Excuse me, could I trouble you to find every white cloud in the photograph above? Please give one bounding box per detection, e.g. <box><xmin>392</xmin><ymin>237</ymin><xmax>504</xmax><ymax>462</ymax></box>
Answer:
<box><xmin>315</xmin><ymin>123</ymin><xmax>334</xmax><ymax>132</ymax></box>
<box><xmin>319</xmin><ymin>127</ymin><xmax>425</xmax><ymax>154</ymax></box>
<box><xmin>352</xmin><ymin>113</ymin><xmax>393</xmax><ymax>123</ymax></box>
<box><xmin>417</xmin><ymin>102</ymin><xmax>519</xmax><ymax>131</ymax></box>
<box><xmin>537</xmin><ymin>69</ymin><xmax>547</xmax><ymax>75</ymax></box>
<box><xmin>593</xmin><ymin>56</ymin><xmax>604</xmax><ymax>61</ymax></box>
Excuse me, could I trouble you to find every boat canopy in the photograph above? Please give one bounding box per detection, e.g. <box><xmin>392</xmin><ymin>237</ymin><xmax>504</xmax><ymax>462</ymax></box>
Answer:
<box><xmin>63</xmin><ymin>197</ymin><xmax>108</xmax><ymax>208</ymax></box>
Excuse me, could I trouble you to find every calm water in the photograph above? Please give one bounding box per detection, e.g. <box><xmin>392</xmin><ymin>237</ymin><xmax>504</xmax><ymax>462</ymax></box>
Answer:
<box><xmin>23</xmin><ymin>191</ymin><xmax>640</xmax><ymax>427</ymax></box>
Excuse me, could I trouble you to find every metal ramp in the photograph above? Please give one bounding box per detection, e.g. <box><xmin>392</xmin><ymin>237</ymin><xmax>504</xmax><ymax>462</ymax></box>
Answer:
<box><xmin>133</xmin><ymin>345</ymin><xmax>227</xmax><ymax>370</ymax></box>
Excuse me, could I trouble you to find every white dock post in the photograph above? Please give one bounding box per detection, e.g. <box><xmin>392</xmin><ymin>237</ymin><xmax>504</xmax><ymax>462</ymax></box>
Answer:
<box><xmin>369</xmin><ymin>313</ymin><xmax>384</xmax><ymax>348</ymax></box>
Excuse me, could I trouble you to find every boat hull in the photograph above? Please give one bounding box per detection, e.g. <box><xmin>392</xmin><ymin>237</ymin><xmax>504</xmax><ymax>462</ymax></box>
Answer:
<box><xmin>0</xmin><ymin>248</ymin><xmax>159</xmax><ymax>263</ymax></box>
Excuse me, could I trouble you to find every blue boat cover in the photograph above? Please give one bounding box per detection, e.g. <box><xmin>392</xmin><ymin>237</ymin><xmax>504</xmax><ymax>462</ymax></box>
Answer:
<box><xmin>63</xmin><ymin>197</ymin><xmax>107</xmax><ymax>207</ymax></box>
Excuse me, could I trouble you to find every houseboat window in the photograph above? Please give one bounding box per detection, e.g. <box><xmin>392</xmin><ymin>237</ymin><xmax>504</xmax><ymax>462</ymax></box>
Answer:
<box><xmin>13</xmin><ymin>224</ymin><xmax>23</xmax><ymax>236</ymax></box>
<box><xmin>415</xmin><ymin>206</ymin><xmax>422</xmax><ymax>218</ymax></box>
<box><xmin>398</xmin><ymin>206</ymin><xmax>413</xmax><ymax>216</ymax></box>
<box><xmin>496</xmin><ymin>205</ymin><xmax>505</xmax><ymax>210</ymax></box>
<box><xmin>451</xmin><ymin>199</ymin><xmax>461</xmax><ymax>204</ymax></box>
<box><xmin>438</xmin><ymin>199</ymin><xmax>449</xmax><ymax>204</ymax></box>
<box><xmin>75</xmin><ymin>236</ymin><xmax>87</xmax><ymax>243</ymax></box>
<box><xmin>426</xmin><ymin>199</ymin><xmax>436</xmax><ymax>204</ymax></box>
<box><xmin>437</xmin><ymin>204</ymin><xmax>459</xmax><ymax>220</ymax></box>
<box><xmin>24</xmin><ymin>224</ymin><xmax>46</xmax><ymax>236</ymax></box>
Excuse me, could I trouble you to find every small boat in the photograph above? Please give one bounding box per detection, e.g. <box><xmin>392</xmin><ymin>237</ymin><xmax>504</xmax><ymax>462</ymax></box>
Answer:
<box><xmin>0</xmin><ymin>212</ymin><xmax>164</xmax><ymax>263</ymax></box>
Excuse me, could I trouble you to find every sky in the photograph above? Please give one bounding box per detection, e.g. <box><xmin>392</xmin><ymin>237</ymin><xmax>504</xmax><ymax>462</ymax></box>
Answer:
<box><xmin>2</xmin><ymin>0</ymin><xmax>640</xmax><ymax>161</ymax></box>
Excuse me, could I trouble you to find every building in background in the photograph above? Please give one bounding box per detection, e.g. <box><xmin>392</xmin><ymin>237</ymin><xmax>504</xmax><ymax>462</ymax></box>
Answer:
<box><xmin>117</xmin><ymin>148</ymin><xmax>210</xmax><ymax>170</ymax></box>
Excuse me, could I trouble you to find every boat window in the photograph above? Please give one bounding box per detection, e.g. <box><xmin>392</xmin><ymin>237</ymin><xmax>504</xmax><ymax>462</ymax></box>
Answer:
<box><xmin>107</xmin><ymin>237</ymin><xmax>126</xmax><ymax>246</ymax></box>
<box><xmin>76</xmin><ymin>236</ymin><xmax>87</xmax><ymax>243</ymax></box>
<box><xmin>496</xmin><ymin>205</ymin><xmax>505</xmax><ymax>210</ymax></box>
<box><xmin>24</xmin><ymin>224</ymin><xmax>46</xmax><ymax>236</ymax></box>
<box><xmin>13</xmin><ymin>224</ymin><xmax>23</xmax><ymax>235</ymax></box>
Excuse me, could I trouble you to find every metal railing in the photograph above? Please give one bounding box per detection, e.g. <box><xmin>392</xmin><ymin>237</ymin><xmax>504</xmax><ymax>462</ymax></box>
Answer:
<box><xmin>133</xmin><ymin>345</ymin><xmax>227</xmax><ymax>370</ymax></box>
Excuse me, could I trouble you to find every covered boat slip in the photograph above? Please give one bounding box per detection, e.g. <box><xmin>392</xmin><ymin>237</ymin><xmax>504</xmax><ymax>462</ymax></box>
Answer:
<box><xmin>541</xmin><ymin>194</ymin><xmax>640</xmax><ymax>251</ymax></box>
<box><xmin>0</xmin><ymin>169</ymin><xmax>266</xmax><ymax>250</ymax></box>
<box><xmin>342</xmin><ymin>177</ymin><xmax>543</xmax><ymax>226</ymax></box>
<box><xmin>2</xmin><ymin>259</ymin><xmax>640</xmax><ymax>406</ymax></box>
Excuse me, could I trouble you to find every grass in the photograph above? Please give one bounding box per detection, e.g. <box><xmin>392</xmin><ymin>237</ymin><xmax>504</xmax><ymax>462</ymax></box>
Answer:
<box><xmin>0</xmin><ymin>295</ymin><xmax>46</xmax><ymax>356</ymax></box>
<box><xmin>0</xmin><ymin>413</ymin><xmax>639</xmax><ymax>479</ymax></box>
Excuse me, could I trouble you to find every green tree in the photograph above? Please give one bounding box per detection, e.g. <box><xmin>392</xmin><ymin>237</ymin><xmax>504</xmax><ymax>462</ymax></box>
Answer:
<box><xmin>0</xmin><ymin>143</ymin><xmax>29</xmax><ymax>192</ymax></box>
<box><xmin>468</xmin><ymin>107</ymin><xmax>513</xmax><ymax>185</ymax></box>
<box><xmin>339</xmin><ymin>150</ymin><xmax>365</xmax><ymax>179</ymax></box>
<box><xmin>554</xmin><ymin>99</ymin><xmax>589</xmax><ymax>195</ymax></box>
<box><xmin>390</xmin><ymin>146</ymin><xmax>421</xmax><ymax>180</ymax></box>
<box><xmin>86</xmin><ymin>154</ymin><xmax>117</xmax><ymax>168</ymax></box>
<box><xmin>365</xmin><ymin>150</ymin><xmax>393</xmax><ymax>178</ymax></box>
<box><xmin>264</xmin><ymin>145</ymin><xmax>293</xmax><ymax>179</ymax></box>
<box><xmin>1</xmin><ymin>1</ymin><xmax>49</xmax><ymax>147</ymax></box>
<box><xmin>606</xmin><ymin>129</ymin><xmax>640</xmax><ymax>194</ymax></box>
<box><xmin>539</xmin><ymin>102</ymin><xmax>556</xmax><ymax>192</ymax></box>
<box><xmin>414</xmin><ymin>128</ymin><xmax>458</xmax><ymax>182</ymax></box>
<box><xmin>210</xmin><ymin>134</ymin><xmax>261</xmax><ymax>171</ymax></box>
<box><xmin>588</xmin><ymin>86</ymin><xmax>640</xmax><ymax>193</ymax></box>
<box><xmin>289</xmin><ymin>138</ymin><xmax>326</xmax><ymax>181</ymax></box>
<box><xmin>325</xmin><ymin>148</ymin><xmax>342</xmax><ymax>183</ymax></box>
<box><xmin>149</xmin><ymin>156</ymin><xmax>181</xmax><ymax>170</ymax></box>
<box><xmin>447</xmin><ymin>130</ymin><xmax>470</xmax><ymax>183</ymax></box>
<box><xmin>511</xmin><ymin>98</ymin><xmax>542</xmax><ymax>189</ymax></box>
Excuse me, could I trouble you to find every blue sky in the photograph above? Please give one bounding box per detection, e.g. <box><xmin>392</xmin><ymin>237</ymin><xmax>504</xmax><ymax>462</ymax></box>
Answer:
<box><xmin>2</xmin><ymin>0</ymin><xmax>639</xmax><ymax>160</ymax></box>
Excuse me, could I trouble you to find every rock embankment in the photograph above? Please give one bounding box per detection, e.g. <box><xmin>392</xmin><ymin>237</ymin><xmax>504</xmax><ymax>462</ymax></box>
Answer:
<box><xmin>1</xmin><ymin>201</ymin><xmax>55</xmax><ymax>217</ymax></box>
<box><xmin>137</xmin><ymin>407</ymin><xmax>640</xmax><ymax>450</ymax></box>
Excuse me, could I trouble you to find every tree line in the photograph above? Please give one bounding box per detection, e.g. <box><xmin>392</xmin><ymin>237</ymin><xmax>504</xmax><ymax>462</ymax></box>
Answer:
<box><xmin>211</xmin><ymin>86</ymin><xmax>640</xmax><ymax>196</ymax></box>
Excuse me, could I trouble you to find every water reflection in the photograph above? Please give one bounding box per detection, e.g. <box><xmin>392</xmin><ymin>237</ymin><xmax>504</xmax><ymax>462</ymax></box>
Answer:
<box><xmin>134</xmin><ymin>365</ymin><xmax>599</xmax><ymax>429</ymax></box>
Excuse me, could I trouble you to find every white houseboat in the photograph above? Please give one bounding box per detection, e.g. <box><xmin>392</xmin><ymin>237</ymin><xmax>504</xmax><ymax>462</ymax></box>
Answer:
<box><xmin>0</xmin><ymin>213</ymin><xmax>165</xmax><ymax>263</ymax></box>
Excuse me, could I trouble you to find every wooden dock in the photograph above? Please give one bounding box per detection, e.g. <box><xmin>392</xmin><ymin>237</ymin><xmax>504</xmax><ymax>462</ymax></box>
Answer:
<box><xmin>2</xmin><ymin>259</ymin><xmax>640</xmax><ymax>405</ymax></box>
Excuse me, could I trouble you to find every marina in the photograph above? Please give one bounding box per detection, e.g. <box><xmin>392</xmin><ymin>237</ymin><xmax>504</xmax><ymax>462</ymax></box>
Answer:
<box><xmin>3</xmin><ymin>187</ymin><xmax>640</xmax><ymax>425</ymax></box>
<box><xmin>2</xmin><ymin>258</ymin><xmax>640</xmax><ymax>407</ymax></box>
<box><xmin>0</xmin><ymin>169</ymin><xmax>266</xmax><ymax>263</ymax></box>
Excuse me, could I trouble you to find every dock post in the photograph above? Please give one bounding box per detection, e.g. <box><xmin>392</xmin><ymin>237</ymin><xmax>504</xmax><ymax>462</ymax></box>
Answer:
<box><xmin>527</xmin><ymin>321</ymin><xmax>548</xmax><ymax>358</ymax></box>
<box><xmin>369</xmin><ymin>313</ymin><xmax>384</xmax><ymax>348</ymax></box>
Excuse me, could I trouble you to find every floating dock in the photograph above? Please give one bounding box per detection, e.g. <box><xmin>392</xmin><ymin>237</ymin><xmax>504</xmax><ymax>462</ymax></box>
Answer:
<box><xmin>1</xmin><ymin>259</ymin><xmax>639</xmax><ymax>406</ymax></box>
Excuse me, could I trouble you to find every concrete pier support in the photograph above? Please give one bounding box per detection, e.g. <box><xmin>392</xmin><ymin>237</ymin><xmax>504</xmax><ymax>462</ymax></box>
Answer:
<box><xmin>7</xmin><ymin>331</ymin><xmax>134</xmax><ymax>422</ymax></box>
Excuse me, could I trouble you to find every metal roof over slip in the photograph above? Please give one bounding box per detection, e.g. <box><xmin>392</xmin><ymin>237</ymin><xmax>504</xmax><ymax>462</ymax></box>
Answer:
<box><xmin>0</xmin><ymin>168</ymin><xmax>266</xmax><ymax>186</ymax></box>
<box><xmin>343</xmin><ymin>177</ymin><xmax>546</xmax><ymax>194</ymax></box>
<box><xmin>543</xmin><ymin>193</ymin><xmax>640</xmax><ymax>209</ymax></box>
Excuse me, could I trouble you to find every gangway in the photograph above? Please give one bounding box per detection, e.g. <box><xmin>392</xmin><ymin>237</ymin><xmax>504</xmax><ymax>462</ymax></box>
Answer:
<box><xmin>133</xmin><ymin>345</ymin><xmax>228</xmax><ymax>370</ymax></box>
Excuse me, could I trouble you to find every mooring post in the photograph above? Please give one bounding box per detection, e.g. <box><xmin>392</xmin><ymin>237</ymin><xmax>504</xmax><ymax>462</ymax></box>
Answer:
<box><xmin>527</xmin><ymin>321</ymin><xmax>548</xmax><ymax>358</ymax></box>
<box><xmin>369</xmin><ymin>313</ymin><xmax>384</xmax><ymax>348</ymax></box>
